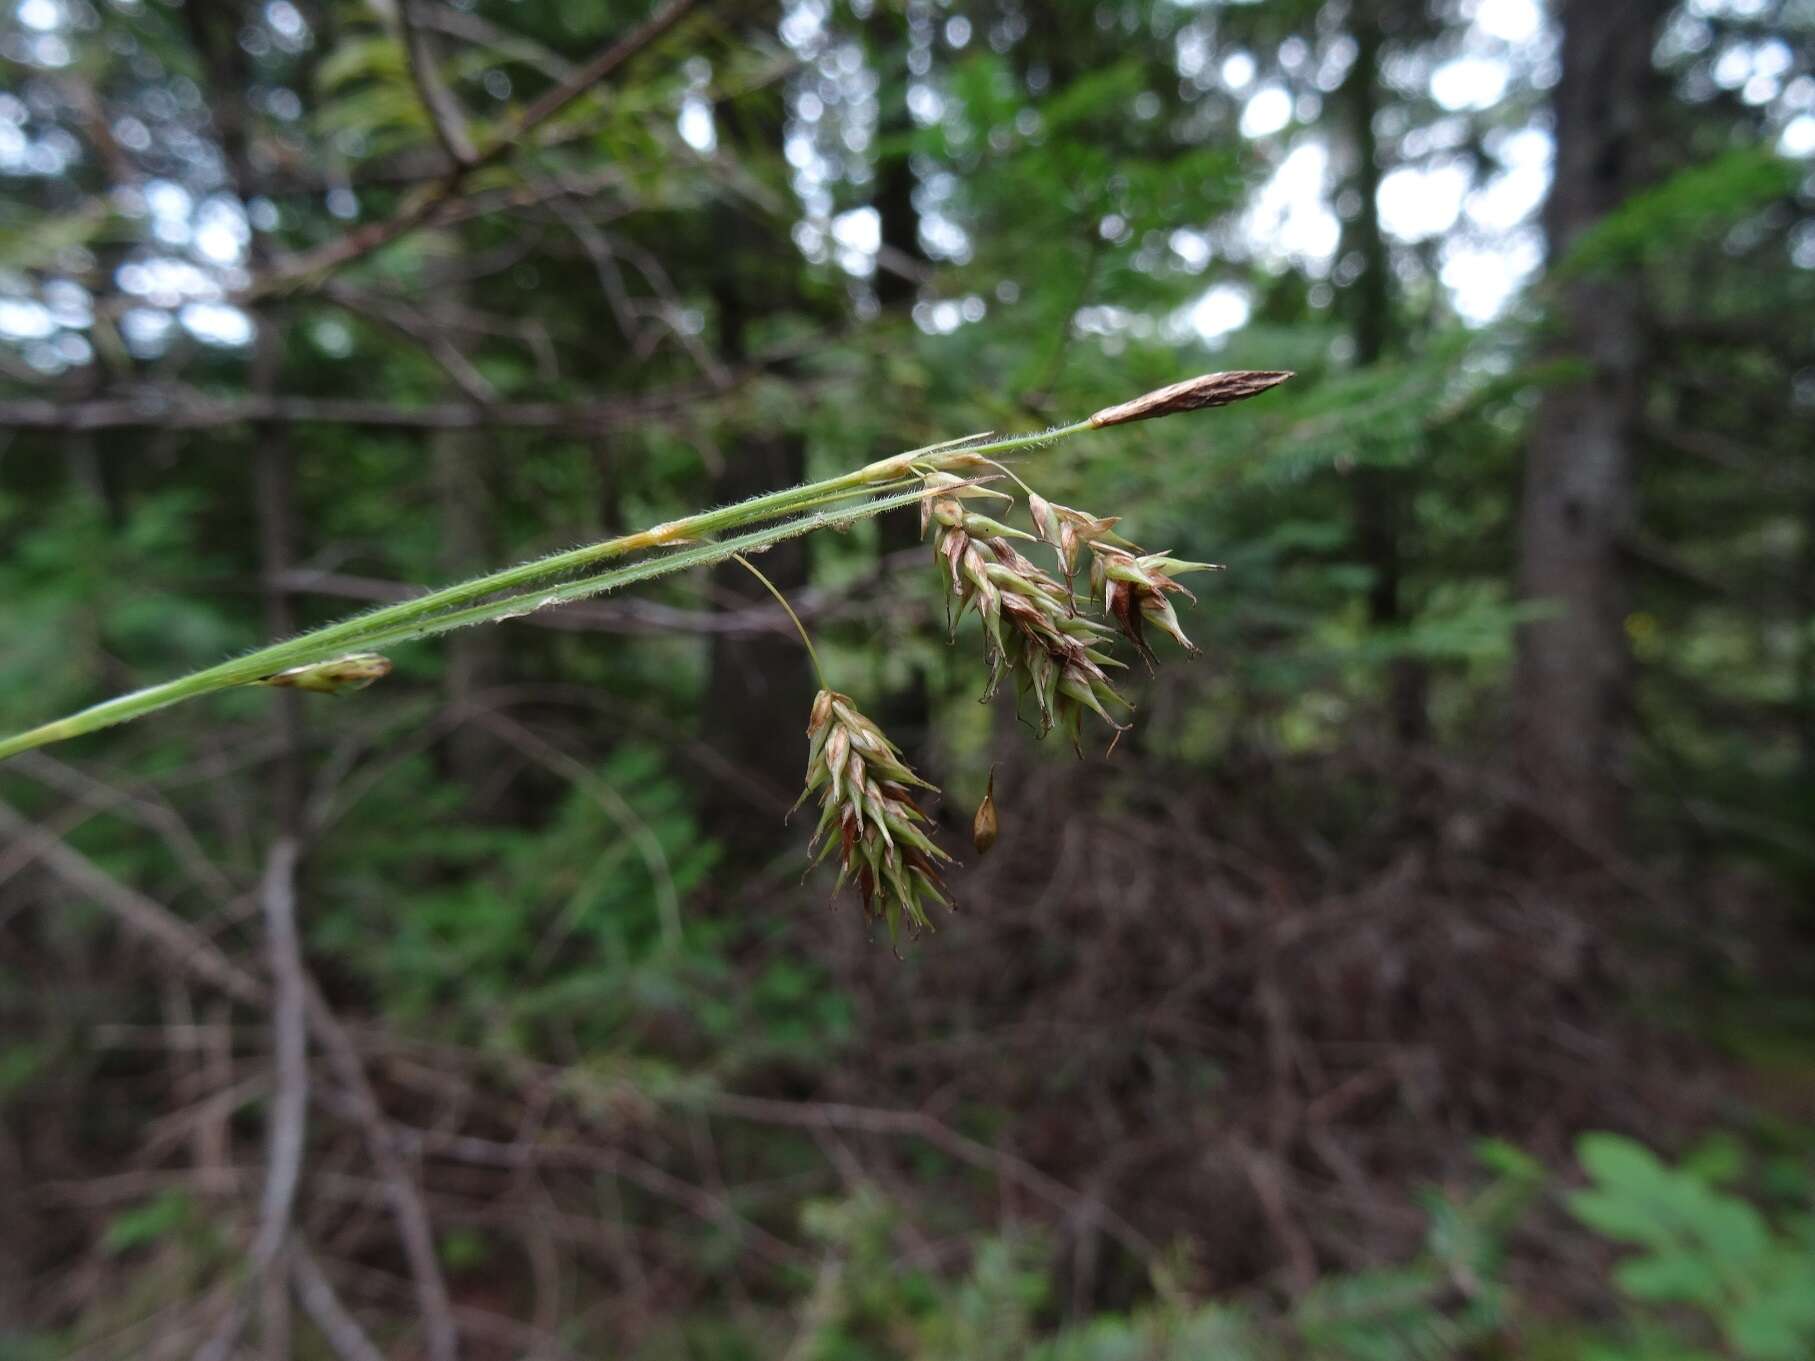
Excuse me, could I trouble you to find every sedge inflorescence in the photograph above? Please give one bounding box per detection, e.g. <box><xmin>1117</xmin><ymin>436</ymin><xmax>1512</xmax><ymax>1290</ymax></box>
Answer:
<box><xmin>787</xmin><ymin>371</ymin><xmax>1289</xmax><ymax>948</ymax></box>
<box><xmin>799</xmin><ymin>457</ymin><xmax>1224</xmax><ymax>947</ymax></box>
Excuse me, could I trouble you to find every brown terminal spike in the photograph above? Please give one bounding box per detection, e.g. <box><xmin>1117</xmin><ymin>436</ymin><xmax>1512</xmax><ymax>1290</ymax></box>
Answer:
<box><xmin>1087</xmin><ymin>370</ymin><xmax>1293</xmax><ymax>429</ymax></box>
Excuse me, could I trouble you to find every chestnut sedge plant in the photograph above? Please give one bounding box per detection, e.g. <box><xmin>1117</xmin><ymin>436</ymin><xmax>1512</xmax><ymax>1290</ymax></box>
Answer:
<box><xmin>0</xmin><ymin>370</ymin><xmax>1291</xmax><ymax>946</ymax></box>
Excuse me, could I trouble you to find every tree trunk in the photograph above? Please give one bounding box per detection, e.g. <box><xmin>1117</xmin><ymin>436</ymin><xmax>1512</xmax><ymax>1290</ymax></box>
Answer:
<box><xmin>1341</xmin><ymin>12</ymin><xmax>1427</xmax><ymax>746</ymax></box>
<box><xmin>701</xmin><ymin>422</ymin><xmax>815</xmax><ymax>835</ymax></box>
<box><xmin>864</xmin><ymin>6</ymin><xmax>934</xmax><ymax>762</ymax></box>
<box><xmin>1513</xmin><ymin>0</ymin><xmax>1669</xmax><ymax>845</ymax></box>
<box><xmin>698</xmin><ymin>247</ymin><xmax>812</xmax><ymax>847</ymax></box>
<box><xmin>696</xmin><ymin>60</ymin><xmax>821</xmax><ymax>848</ymax></box>
<box><xmin>699</xmin><ymin>340</ymin><xmax>813</xmax><ymax>845</ymax></box>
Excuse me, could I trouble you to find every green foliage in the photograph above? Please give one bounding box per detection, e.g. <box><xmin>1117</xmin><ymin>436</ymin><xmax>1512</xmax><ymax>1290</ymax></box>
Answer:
<box><xmin>101</xmin><ymin>1190</ymin><xmax>197</xmax><ymax>1256</ymax></box>
<box><xmin>765</xmin><ymin>1135</ymin><xmax>1815</xmax><ymax>1361</ymax></box>
<box><xmin>1567</xmin><ymin>1134</ymin><xmax>1815</xmax><ymax>1361</ymax></box>
<box><xmin>778</xmin><ymin>1144</ymin><xmax>1546</xmax><ymax>1361</ymax></box>
<box><xmin>1563</xmin><ymin>147</ymin><xmax>1801</xmax><ymax>275</ymax></box>
<box><xmin>1290</xmin><ymin>1145</ymin><xmax>1541</xmax><ymax>1361</ymax></box>
<box><xmin>3</xmin><ymin>0</ymin><xmax>1813</xmax><ymax>1352</ymax></box>
<box><xmin>314</xmin><ymin>744</ymin><xmax>721</xmax><ymax>1045</ymax></box>
<box><xmin>0</xmin><ymin>489</ymin><xmax>237</xmax><ymax>734</ymax></box>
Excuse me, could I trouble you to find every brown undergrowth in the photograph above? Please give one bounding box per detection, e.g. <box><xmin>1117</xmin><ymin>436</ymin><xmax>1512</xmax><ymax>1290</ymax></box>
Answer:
<box><xmin>802</xmin><ymin>741</ymin><xmax>1733</xmax><ymax>1304</ymax></box>
<box><xmin>0</xmin><ymin>743</ymin><xmax>1747</xmax><ymax>1355</ymax></box>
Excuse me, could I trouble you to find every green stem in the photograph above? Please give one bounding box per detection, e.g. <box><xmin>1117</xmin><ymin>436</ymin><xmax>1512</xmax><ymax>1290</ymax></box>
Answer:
<box><xmin>731</xmin><ymin>552</ymin><xmax>827</xmax><ymax>690</ymax></box>
<box><xmin>975</xmin><ymin>457</ymin><xmax>1038</xmax><ymax>498</ymax></box>
<box><xmin>0</xmin><ymin>420</ymin><xmax>1093</xmax><ymax>762</ymax></box>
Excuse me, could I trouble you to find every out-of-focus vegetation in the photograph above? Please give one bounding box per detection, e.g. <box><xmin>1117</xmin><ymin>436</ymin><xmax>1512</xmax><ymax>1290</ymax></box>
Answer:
<box><xmin>1</xmin><ymin>0</ymin><xmax>1812</xmax><ymax>1357</ymax></box>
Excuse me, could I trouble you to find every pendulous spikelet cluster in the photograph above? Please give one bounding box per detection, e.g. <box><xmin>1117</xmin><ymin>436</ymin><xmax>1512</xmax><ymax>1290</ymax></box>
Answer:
<box><xmin>796</xmin><ymin>689</ymin><xmax>954</xmax><ymax>946</ymax></box>
<box><xmin>922</xmin><ymin>474</ymin><xmax>1134</xmax><ymax>751</ymax></box>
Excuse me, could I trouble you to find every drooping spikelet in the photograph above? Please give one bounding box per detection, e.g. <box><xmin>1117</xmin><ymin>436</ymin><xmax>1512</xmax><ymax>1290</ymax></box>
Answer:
<box><xmin>1026</xmin><ymin>486</ymin><xmax>1225</xmax><ymax>670</ymax></box>
<box><xmin>796</xmin><ymin>689</ymin><xmax>954</xmax><ymax>947</ymax></box>
<box><xmin>1087</xmin><ymin>543</ymin><xmax>1224</xmax><ymax>669</ymax></box>
<box><xmin>921</xmin><ymin>475</ymin><xmax>1133</xmax><ymax>752</ymax></box>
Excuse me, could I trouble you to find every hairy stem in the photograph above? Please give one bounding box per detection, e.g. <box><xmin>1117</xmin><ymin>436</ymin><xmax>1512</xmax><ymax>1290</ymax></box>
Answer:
<box><xmin>0</xmin><ymin>421</ymin><xmax>1091</xmax><ymax>761</ymax></box>
<box><xmin>3</xmin><ymin>366</ymin><xmax>1297</xmax><ymax>761</ymax></box>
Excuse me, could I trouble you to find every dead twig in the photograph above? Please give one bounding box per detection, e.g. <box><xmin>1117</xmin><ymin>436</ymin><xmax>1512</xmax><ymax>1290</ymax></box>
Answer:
<box><xmin>254</xmin><ymin>838</ymin><xmax>309</xmax><ymax>1267</ymax></box>
<box><xmin>699</xmin><ymin>1092</ymin><xmax>1154</xmax><ymax>1262</ymax></box>
<box><xmin>0</xmin><ymin>798</ymin><xmax>264</xmax><ymax>1005</ymax></box>
<box><xmin>0</xmin><ymin>802</ymin><xmax>460</xmax><ymax>1361</ymax></box>
<box><xmin>291</xmin><ymin>1240</ymin><xmax>389</xmax><ymax>1361</ymax></box>
<box><xmin>394</xmin><ymin>0</ymin><xmax>478</xmax><ymax>167</ymax></box>
<box><xmin>303</xmin><ymin>980</ymin><xmax>461</xmax><ymax>1361</ymax></box>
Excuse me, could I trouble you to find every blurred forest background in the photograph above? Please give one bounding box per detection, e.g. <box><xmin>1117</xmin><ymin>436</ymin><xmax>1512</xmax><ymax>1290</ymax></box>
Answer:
<box><xmin>3</xmin><ymin>0</ymin><xmax>1814</xmax><ymax>1356</ymax></box>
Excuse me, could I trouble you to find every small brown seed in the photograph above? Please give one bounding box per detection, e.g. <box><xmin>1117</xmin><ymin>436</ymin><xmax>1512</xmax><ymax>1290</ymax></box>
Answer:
<box><xmin>972</xmin><ymin>765</ymin><xmax>999</xmax><ymax>854</ymax></box>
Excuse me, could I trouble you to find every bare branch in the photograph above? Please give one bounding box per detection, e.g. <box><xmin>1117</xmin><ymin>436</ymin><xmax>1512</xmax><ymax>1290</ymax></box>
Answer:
<box><xmin>397</xmin><ymin>0</ymin><xmax>478</xmax><ymax>167</ymax></box>
<box><xmin>410</xmin><ymin>6</ymin><xmax>576</xmax><ymax>82</ymax></box>
<box><xmin>3</xmin><ymin>752</ymin><xmax>240</xmax><ymax>905</ymax></box>
<box><xmin>500</xmin><ymin>0</ymin><xmax>696</xmax><ymax>157</ymax></box>
<box><xmin>253</xmin><ymin>838</ymin><xmax>308</xmax><ymax>1269</ymax></box>
<box><xmin>544</xmin><ymin>191</ymin><xmax>734</xmax><ymax>386</ymax></box>
<box><xmin>0</xmin><ymin>389</ymin><xmax>703</xmax><ymax>433</ymax></box>
<box><xmin>292</xmin><ymin>1244</ymin><xmax>388</xmax><ymax>1361</ymax></box>
<box><xmin>322</xmin><ymin>280</ymin><xmax>498</xmax><ymax>404</ymax></box>
<box><xmin>700</xmin><ymin>1091</ymin><xmax>1155</xmax><ymax>1261</ymax></box>
<box><xmin>302</xmin><ymin>981</ymin><xmax>461</xmax><ymax>1361</ymax></box>
<box><xmin>245</xmin><ymin>0</ymin><xmax>698</xmax><ymax>299</ymax></box>
<box><xmin>0</xmin><ymin>803</ymin><xmax>459</xmax><ymax>1361</ymax></box>
<box><xmin>0</xmin><ymin>798</ymin><xmax>264</xmax><ymax>1005</ymax></box>
<box><xmin>379</xmin><ymin>1122</ymin><xmax>807</xmax><ymax>1268</ymax></box>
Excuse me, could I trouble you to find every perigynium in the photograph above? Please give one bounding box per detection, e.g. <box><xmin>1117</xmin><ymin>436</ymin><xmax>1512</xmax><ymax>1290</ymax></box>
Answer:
<box><xmin>1025</xmin><ymin>489</ymin><xmax>1224</xmax><ymax>666</ymax></box>
<box><xmin>257</xmin><ymin>653</ymin><xmax>393</xmax><ymax>694</ymax></box>
<box><xmin>1025</xmin><ymin>491</ymin><xmax>1132</xmax><ymax>580</ymax></box>
<box><xmin>795</xmin><ymin>689</ymin><xmax>954</xmax><ymax>948</ymax></box>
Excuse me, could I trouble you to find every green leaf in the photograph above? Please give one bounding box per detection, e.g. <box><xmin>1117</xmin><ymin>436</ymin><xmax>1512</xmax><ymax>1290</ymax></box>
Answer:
<box><xmin>1567</xmin><ymin>1188</ymin><xmax>1675</xmax><ymax>1248</ymax></box>
<box><xmin>1726</xmin><ymin>1278</ymin><xmax>1815</xmax><ymax>1360</ymax></box>
<box><xmin>1578</xmin><ymin>1133</ymin><xmax>1672</xmax><ymax>1194</ymax></box>
<box><xmin>102</xmin><ymin>1191</ymin><xmax>192</xmax><ymax>1254</ymax></box>
<box><xmin>1612</xmin><ymin>1252</ymin><xmax>1723</xmax><ymax>1306</ymax></box>
<box><xmin>1692</xmin><ymin>1193</ymin><xmax>1771</xmax><ymax>1268</ymax></box>
<box><xmin>1680</xmin><ymin>1133</ymin><xmax>1747</xmax><ymax>1186</ymax></box>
